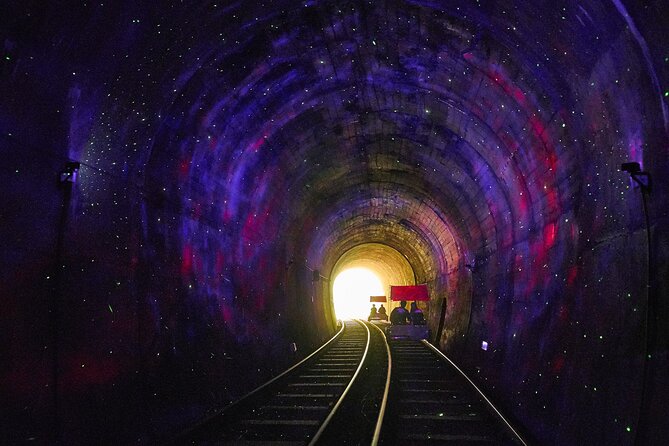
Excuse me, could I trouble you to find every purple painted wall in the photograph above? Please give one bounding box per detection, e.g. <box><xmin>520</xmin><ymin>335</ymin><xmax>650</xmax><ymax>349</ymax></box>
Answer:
<box><xmin>1</xmin><ymin>1</ymin><xmax>667</xmax><ymax>444</ymax></box>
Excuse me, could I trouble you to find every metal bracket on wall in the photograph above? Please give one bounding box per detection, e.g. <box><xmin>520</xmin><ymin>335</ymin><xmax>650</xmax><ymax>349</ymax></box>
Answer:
<box><xmin>59</xmin><ymin>161</ymin><xmax>81</xmax><ymax>184</ymax></box>
<box><xmin>621</xmin><ymin>162</ymin><xmax>651</xmax><ymax>193</ymax></box>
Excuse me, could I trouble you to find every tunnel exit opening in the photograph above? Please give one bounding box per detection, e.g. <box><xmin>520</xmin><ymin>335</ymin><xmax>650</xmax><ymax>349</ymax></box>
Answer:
<box><xmin>332</xmin><ymin>268</ymin><xmax>384</xmax><ymax>320</ymax></box>
<box><xmin>328</xmin><ymin>243</ymin><xmax>417</xmax><ymax>322</ymax></box>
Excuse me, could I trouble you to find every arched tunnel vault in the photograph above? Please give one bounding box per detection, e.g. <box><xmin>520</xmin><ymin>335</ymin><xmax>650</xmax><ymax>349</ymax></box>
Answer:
<box><xmin>297</xmin><ymin>180</ymin><xmax>473</xmax><ymax>342</ymax></box>
<box><xmin>2</xmin><ymin>1</ymin><xmax>669</xmax><ymax>445</ymax></box>
<box><xmin>331</xmin><ymin>243</ymin><xmax>417</xmax><ymax>288</ymax></box>
<box><xmin>329</xmin><ymin>242</ymin><xmax>416</xmax><ymax>319</ymax></box>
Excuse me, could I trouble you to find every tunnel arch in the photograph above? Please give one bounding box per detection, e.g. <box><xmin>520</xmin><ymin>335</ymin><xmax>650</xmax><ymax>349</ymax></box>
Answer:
<box><xmin>122</xmin><ymin>7</ymin><xmax>666</xmax><ymax>443</ymax></box>
<box><xmin>3</xmin><ymin>1</ymin><xmax>669</xmax><ymax>445</ymax></box>
<box><xmin>329</xmin><ymin>242</ymin><xmax>416</xmax><ymax>320</ymax></box>
<box><xmin>129</xmin><ymin>4</ymin><xmax>665</xmax><ymax>444</ymax></box>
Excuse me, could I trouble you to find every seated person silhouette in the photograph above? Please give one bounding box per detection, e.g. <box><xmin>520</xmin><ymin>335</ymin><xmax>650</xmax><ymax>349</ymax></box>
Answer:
<box><xmin>368</xmin><ymin>304</ymin><xmax>378</xmax><ymax>321</ymax></box>
<box><xmin>390</xmin><ymin>300</ymin><xmax>409</xmax><ymax>325</ymax></box>
<box><xmin>377</xmin><ymin>303</ymin><xmax>388</xmax><ymax>321</ymax></box>
<box><xmin>410</xmin><ymin>301</ymin><xmax>426</xmax><ymax>325</ymax></box>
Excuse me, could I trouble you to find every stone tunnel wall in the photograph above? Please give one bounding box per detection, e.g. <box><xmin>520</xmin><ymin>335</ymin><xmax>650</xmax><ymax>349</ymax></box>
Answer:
<box><xmin>0</xmin><ymin>4</ymin><xmax>329</xmax><ymax>444</ymax></box>
<box><xmin>450</xmin><ymin>12</ymin><xmax>669</xmax><ymax>443</ymax></box>
<box><xmin>1</xmin><ymin>1</ymin><xmax>668</xmax><ymax>445</ymax></box>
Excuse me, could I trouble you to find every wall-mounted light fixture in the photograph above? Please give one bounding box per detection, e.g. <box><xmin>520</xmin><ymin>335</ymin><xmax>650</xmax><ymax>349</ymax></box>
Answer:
<box><xmin>59</xmin><ymin>161</ymin><xmax>81</xmax><ymax>184</ymax></box>
<box><xmin>621</xmin><ymin>162</ymin><xmax>651</xmax><ymax>193</ymax></box>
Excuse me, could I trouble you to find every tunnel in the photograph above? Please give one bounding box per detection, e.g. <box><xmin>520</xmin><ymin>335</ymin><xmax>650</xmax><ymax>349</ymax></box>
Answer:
<box><xmin>1</xmin><ymin>1</ymin><xmax>668</xmax><ymax>444</ymax></box>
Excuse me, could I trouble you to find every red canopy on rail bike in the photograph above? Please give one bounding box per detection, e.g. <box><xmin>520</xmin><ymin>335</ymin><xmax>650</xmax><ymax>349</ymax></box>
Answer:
<box><xmin>390</xmin><ymin>285</ymin><xmax>429</xmax><ymax>301</ymax></box>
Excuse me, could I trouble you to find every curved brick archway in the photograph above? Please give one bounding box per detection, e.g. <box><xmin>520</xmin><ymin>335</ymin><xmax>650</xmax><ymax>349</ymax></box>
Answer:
<box><xmin>2</xmin><ymin>1</ymin><xmax>668</xmax><ymax>444</ymax></box>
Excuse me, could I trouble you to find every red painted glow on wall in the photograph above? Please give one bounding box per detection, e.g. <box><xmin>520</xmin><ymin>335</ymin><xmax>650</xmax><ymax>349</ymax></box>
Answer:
<box><xmin>178</xmin><ymin>156</ymin><xmax>191</xmax><ymax>180</ymax></box>
<box><xmin>181</xmin><ymin>244</ymin><xmax>193</xmax><ymax>275</ymax></box>
<box><xmin>544</xmin><ymin>222</ymin><xmax>557</xmax><ymax>249</ymax></box>
<box><xmin>567</xmin><ymin>265</ymin><xmax>579</xmax><ymax>286</ymax></box>
<box><xmin>390</xmin><ymin>285</ymin><xmax>429</xmax><ymax>301</ymax></box>
<box><xmin>222</xmin><ymin>208</ymin><xmax>233</xmax><ymax>223</ymax></box>
<box><xmin>248</xmin><ymin>135</ymin><xmax>268</xmax><ymax>153</ymax></box>
<box><xmin>545</xmin><ymin>151</ymin><xmax>558</xmax><ymax>172</ymax></box>
<box><xmin>518</xmin><ymin>192</ymin><xmax>529</xmax><ymax>219</ymax></box>
<box><xmin>529</xmin><ymin>115</ymin><xmax>546</xmax><ymax>139</ymax></box>
<box><xmin>546</xmin><ymin>188</ymin><xmax>559</xmax><ymax>215</ymax></box>
<box><xmin>61</xmin><ymin>355</ymin><xmax>122</xmax><ymax>390</ymax></box>
<box><xmin>551</xmin><ymin>355</ymin><xmax>565</xmax><ymax>373</ymax></box>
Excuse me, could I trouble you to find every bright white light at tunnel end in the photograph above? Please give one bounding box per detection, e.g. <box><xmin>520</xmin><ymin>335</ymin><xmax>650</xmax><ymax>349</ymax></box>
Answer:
<box><xmin>332</xmin><ymin>267</ymin><xmax>384</xmax><ymax>320</ymax></box>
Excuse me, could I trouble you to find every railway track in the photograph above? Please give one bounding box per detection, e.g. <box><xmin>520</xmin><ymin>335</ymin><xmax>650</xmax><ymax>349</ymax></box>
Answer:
<box><xmin>171</xmin><ymin>321</ymin><xmax>526</xmax><ymax>445</ymax></box>
<box><xmin>174</xmin><ymin>319</ymin><xmax>388</xmax><ymax>445</ymax></box>
<box><xmin>381</xmin><ymin>339</ymin><xmax>526</xmax><ymax>445</ymax></box>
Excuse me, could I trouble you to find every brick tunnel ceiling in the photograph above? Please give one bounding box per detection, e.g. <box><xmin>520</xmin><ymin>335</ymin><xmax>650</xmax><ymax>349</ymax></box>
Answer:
<box><xmin>41</xmin><ymin>0</ymin><xmax>664</xmax><ymax>281</ymax></box>
<box><xmin>144</xmin><ymin>0</ymin><xmax>595</xmax><ymax>277</ymax></box>
<box><xmin>5</xmin><ymin>1</ymin><xmax>669</xmax><ymax>444</ymax></box>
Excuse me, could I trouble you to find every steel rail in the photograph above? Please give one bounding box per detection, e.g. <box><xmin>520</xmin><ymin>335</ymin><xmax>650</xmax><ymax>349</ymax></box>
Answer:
<box><xmin>171</xmin><ymin>321</ymin><xmax>346</xmax><ymax>442</ymax></box>
<box><xmin>421</xmin><ymin>339</ymin><xmax>528</xmax><ymax>446</ymax></box>
<box><xmin>220</xmin><ymin>320</ymin><xmax>346</xmax><ymax>414</ymax></box>
<box><xmin>307</xmin><ymin>319</ymin><xmax>371</xmax><ymax>446</ymax></box>
<box><xmin>368</xmin><ymin>322</ymin><xmax>392</xmax><ymax>446</ymax></box>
